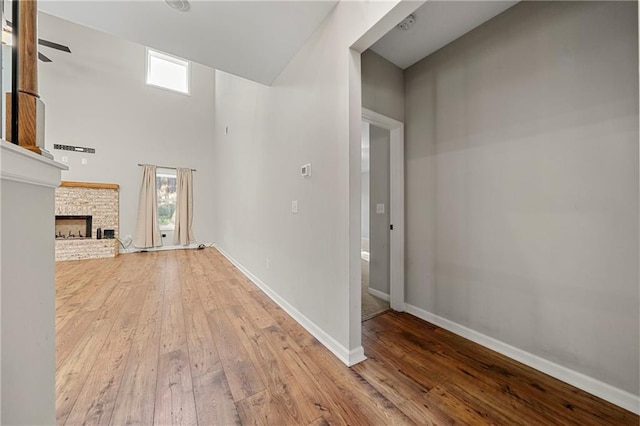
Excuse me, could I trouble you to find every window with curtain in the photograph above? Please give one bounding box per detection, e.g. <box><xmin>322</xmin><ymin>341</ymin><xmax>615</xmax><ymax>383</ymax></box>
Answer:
<box><xmin>156</xmin><ymin>168</ymin><xmax>177</xmax><ymax>231</ymax></box>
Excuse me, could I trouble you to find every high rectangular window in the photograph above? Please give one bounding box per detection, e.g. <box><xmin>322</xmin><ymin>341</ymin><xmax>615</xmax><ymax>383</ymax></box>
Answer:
<box><xmin>146</xmin><ymin>48</ymin><xmax>190</xmax><ymax>95</ymax></box>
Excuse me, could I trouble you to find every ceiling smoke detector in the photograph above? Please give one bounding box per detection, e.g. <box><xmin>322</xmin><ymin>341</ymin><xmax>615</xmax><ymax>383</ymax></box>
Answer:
<box><xmin>397</xmin><ymin>14</ymin><xmax>415</xmax><ymax>31</ymax></box>
<box><xmin>164</xmin><ymin>0</ymin><xmax>190</xmax><ymax>12</ymax></box>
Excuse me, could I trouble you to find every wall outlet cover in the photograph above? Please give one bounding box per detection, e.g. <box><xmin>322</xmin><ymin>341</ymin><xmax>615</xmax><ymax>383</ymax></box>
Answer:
<box><xmin>291</xmin><ymin>200</ymin><xmax>299</xmax><ymax>214</ymax></box>
<box><xmin>376</xmin><ymin>203</ymin><xmax>385</xmax><ymax>214</ymax></box>
<box><xmin>301</xmin><ymin>163</ymin><xmax>312</xmax><ymax>178</ymax></box>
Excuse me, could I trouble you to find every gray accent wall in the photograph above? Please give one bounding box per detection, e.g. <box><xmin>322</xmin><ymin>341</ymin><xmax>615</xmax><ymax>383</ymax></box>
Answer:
<box><xmin>369</xmin><ymin>125</ymin><xmax>391</xmax><ymax>295</ymax></box>
<box><xmin>361</xmin><ymin>48</ymin><xmax>404</xmax><ymax>298</ymax></box>
<box><xmin>362</xmin><ymin>122</ymin><xmax>370</xmax><ymax>241</ymax></box>
<box><xmin>362</xmin><ymin>50</ymin><xmax>404</xmax><ymax>122</ymax></box>
<box><xmin>404</xmin><ymin>1</ymin><xmax>639</xmax><ymax>395</ymax></box>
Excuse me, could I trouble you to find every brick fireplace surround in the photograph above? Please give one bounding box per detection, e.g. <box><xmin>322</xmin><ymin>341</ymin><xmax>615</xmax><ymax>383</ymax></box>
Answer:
<box><xmin>55</xmin><ymin>181</ymin><xmax>119</xmax><ymax>261</ymax></box>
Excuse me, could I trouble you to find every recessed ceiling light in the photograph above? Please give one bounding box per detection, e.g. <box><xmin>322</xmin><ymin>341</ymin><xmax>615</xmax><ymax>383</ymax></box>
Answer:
<box><xmin>164</xmin><ymin>0</ymin><xmax>190</xmax><ymax>12</ymax></box>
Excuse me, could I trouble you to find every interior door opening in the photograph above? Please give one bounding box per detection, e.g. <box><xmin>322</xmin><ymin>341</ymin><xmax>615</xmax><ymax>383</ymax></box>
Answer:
<box><xmin>361</xmin><ymin>121</ymin><xmax>392</xmax><ymax>321</ymax></box>
<box><xmin>361</xmin><ymin>108</ymin><xmax>405</xmax><ymax>317</ymax></box>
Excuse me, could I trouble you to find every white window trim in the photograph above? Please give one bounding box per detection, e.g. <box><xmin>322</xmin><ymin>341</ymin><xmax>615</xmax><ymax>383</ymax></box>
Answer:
<box><xmin>145</xmin><ymin>47</ymin><xmax>191</xmax><ymax>95</ymax></box>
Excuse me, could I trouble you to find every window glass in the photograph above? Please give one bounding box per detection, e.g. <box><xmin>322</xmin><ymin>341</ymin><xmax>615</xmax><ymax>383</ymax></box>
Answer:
<box><xmin>146</xmin><ymin>49</ymin><xmax>190</xmax><ymax>94</ymax></box>
<box><xmin>156</xmin><ymin>170</ymin><xmax>177</xmax><ymax>230</ymax></box>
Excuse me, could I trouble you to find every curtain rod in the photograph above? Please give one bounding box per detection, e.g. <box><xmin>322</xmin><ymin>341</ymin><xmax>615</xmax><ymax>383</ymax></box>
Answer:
<box><xmin>138</xmin><ymin>163</ymin><xmax>197</xmax><ymax>172</ymax></box>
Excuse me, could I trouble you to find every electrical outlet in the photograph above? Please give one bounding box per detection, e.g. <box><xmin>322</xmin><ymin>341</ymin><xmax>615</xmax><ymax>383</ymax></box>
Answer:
<box><xmin>81</xmin><ymin>158</ymin><xmax>88</xmax><ymax>165</ymax></box>
<box><xmin>376</xmin><ymin>203</ymin><xmax>385</xmax><ymax>214</ymax></box>
<box><xmin>61</xmin><ymin>156</ymin><xmax>68</xmax><ymax>163</ymax></box>
<box><xmin>291</xmin><ymin>200</ymin><xmax>298</xmax><ymax>214</ymax></box>
<box><xmin>265</xmin><ymin>257</ymin><xmax>271</xmax><ymax>270</ymax></box>
<box><xmin>301</xmin><ymin>163</ymin><xmax>312</xmax><ymax>178</ymax></box>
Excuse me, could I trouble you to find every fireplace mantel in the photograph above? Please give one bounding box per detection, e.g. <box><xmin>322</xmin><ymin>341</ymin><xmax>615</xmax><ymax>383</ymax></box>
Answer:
<box><xmin>61</xmin><ymin>181</ymin><xmax>119</xmax><ymax>190</ymax></box>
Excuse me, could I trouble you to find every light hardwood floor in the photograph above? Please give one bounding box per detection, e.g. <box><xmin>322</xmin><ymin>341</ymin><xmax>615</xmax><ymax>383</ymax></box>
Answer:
<box><xmin>55</xmin><ymin>249</ymin><xmax>638</xmax><ymax>425</ymax></box>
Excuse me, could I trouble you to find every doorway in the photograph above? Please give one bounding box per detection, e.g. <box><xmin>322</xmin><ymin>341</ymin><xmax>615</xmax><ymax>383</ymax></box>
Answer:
<box><xmin>361</xmin><ymin>108</ymin><xmax>405</xmax><ymax>319</ymax></box>
<box><xmin>361</xmin><ymin>121</ymin><xmax>391</xmax><ymax>320</ymax></box>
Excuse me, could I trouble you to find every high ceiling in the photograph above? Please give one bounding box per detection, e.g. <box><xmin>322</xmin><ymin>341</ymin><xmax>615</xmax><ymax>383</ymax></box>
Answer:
<box><xmin>38</xmin><ymin>0</ymin><xmax>338</xmax><ymax>86</ymax></box>
<box><xmin>370</xmin><ymin>1</ymin><xmax>518</xmax><ymax>70</ymax></box>
<box><xmin>36</xmin><ymin>1</ymin><xmax>520</xmax><ymax>83</ymax></box>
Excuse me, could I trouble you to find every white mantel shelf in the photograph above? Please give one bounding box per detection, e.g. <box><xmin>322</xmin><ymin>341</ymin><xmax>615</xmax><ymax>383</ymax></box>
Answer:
<box><xmin>1</xmin><ymin>140</ymin><xmax>68</xmax><ymax>188</ymax></box>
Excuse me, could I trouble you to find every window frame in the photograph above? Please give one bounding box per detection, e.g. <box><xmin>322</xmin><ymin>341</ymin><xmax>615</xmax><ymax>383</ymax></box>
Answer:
<box><xmin>145</xmin><ymin>48</ymin><xmax>191</xmax><ymax>95</ymax></box>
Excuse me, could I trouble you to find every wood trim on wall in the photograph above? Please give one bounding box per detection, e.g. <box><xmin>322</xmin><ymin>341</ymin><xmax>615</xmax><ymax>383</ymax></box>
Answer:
<box><xmin>60</xmin><ymin>181</ymin><xmax>119</xmax><ymax>190</ymax></box>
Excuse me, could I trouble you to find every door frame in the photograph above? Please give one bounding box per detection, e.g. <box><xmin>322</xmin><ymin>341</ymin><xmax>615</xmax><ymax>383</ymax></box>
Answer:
<box><xmin>362</xmin><ymin>108</ymin><xmax>405</xmax><ymax>312</ymax></box>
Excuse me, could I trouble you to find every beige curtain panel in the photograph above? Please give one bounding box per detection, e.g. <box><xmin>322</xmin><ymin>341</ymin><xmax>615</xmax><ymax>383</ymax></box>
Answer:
<box><xmin>133</xmin><ymin>164</ymin><xmax>162</xmax><ymax>248</ymax></box>
<box><xmin>174</xmin><ymin>168</ymin><xmax>195</xmax><ymax>246</ymax></box>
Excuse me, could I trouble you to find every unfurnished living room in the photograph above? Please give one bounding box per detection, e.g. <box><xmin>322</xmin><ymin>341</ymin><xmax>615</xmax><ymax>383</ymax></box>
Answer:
<box><xmin>1</xmin><ymin>0</ymin><xmax>639</xmax><ymax>424</ymax></box>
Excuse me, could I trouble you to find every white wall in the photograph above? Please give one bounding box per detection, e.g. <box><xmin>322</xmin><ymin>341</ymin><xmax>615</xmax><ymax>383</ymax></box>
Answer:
<box><xmin>212</xmin><ymin>1</ymin><xmax>411</xmax><ymax>361</ymax></box>
<box><xmin>2</xmin><ymin>180</ymin><xmax>56</xmax><ymax>424</ymax></box>
<box><xmin>1</xmin><ymin>142</ymin><xmax>66</xmax><ymax>425</ymax></box>
<box><xmin>1</xmin><ymin>45</ymin><xmax>9</xmax><ymax>140</ymax></box>
<box><xmin>405</xmin><ymin>1</ymin><xmax>639</xmax><ymax>397</ymax></box>
<box><xmin>38</xmin><ymin>13</ymin><xmax>216</xmax><ymax>246</ymax></box>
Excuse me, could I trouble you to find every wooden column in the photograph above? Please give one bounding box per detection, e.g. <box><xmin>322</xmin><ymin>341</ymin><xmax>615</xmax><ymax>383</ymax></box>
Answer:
<box><xmin>6</xmin><ymin>0</ymin><xmax>44</xmax><ymax>155</ymax></box>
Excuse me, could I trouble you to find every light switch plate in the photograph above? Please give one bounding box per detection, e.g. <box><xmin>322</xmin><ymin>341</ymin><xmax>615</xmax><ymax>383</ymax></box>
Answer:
<box><xmin>81</xmin><ymin>158</ymin><xmax>88</xmax><ymax>165</ymax></box>
<box><xmin>376</xmin><ymin>203</ymin><xmax>385</xmax><ymax>214</ymax></box>
<box><xmin>291</xmin><ymin>200</ymin><xmax>298</xmax><ymax>214</ymax></box>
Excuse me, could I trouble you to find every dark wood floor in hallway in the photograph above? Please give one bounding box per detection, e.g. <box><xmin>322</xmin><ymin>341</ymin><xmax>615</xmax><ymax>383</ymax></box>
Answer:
<box><xmin>55</xmin><ymin>249</ymin><xmax>637</xmax><ymax>425</ymax></box>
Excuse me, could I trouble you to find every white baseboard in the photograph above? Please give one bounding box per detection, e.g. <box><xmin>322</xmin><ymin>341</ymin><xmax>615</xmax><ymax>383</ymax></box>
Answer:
<box><xmin>349</xmin><ymin>346</ymin><xmax>366</xmax><ymax>365</ymax></box>
<box><xmin>367</xmin><ymin>287</ymin><xmax>390</xmax><ymax>302</ymax></box>
<box><xmin>121</xmin><ymin>242</ymin><xmax>205</xmax><ymax>254</ymax></box>
<box><xmin>214</xmin><ymin>244</ymin><xmax>365</xmax><ymax>367</ymax></box>
<box><xmin>405</xmin><ymin>304</ymin><xmax>640</xmax><ymax>415</ymax></box>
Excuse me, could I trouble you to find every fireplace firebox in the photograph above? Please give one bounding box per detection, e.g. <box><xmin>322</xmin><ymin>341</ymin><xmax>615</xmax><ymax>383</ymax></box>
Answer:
<box><xmin>55</xmin><ymin>215</ymin><xmax>92</xmax><ymax>239</ymax></box>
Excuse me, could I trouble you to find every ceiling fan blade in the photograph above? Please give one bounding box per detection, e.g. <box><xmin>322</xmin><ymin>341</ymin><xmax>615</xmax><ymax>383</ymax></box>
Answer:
<box><xmin>38</xmin><ymin>38</ymin><xmax>71</xmax><ymax>53</ymax></box>
<box><xmin>38</xmin><ymin>52</ymin><xmax>52</xmax><ymax>62</ymax></box>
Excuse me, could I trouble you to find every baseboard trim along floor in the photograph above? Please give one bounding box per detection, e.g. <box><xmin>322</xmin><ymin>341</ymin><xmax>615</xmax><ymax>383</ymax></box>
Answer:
<box><xmin>405</xmin><ymin>303</ymin><xmax>640</xmax><ymax>415</ymax></box>
<box><xmin>367</xmin><ymin>287</ymin><xmax>390</xmax><ymax>302</ymax></box>
<box><xmin>214</xmin><ymin>244</ymin><xmax>366</xmax><ymax>367</ymax></box>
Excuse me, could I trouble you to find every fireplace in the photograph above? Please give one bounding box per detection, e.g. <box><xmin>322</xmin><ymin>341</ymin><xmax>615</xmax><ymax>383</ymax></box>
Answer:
<box><xmin>55</xmin><ymin>181</ymin><xmax>119</xmax><ymax>261</ymax></box>
<box><xmin>55</xmin><ymin>215</ymin><xmax>92</xmax><ymax>239</ymax></box>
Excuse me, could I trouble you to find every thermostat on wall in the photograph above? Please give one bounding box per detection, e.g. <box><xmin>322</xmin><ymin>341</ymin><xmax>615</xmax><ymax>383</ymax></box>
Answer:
<box><xmin>301</xmin><ymin>163</ymin><xmax>312</xmax><ymax>178</ymax></box>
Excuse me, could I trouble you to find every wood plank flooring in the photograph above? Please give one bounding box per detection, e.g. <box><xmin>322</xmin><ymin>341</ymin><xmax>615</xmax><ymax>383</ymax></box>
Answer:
<box><xmin>55</xmin><ymin>249</ymin><xmax>638</xmax><ymax>425</ymax></box>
